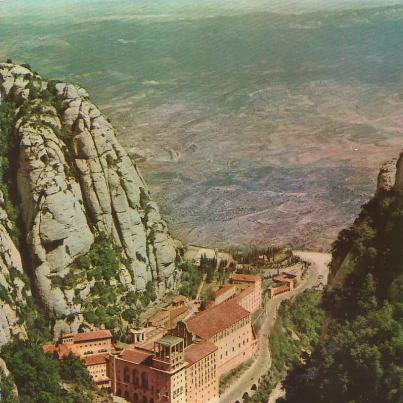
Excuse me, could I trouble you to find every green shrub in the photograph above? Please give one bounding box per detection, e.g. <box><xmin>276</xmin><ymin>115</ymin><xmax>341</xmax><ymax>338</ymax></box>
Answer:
<box><xmin>0</xmin><ymin>101</ymin><xmax>21</xmax><ymax>242</ymax></box>
<box><xmin>59</xmin><ymin>355</ymin><xmax>92</xmax><ymax>386</ymax></box>
<box><xmin>1</xmin><ymin>341</ymin><xmax>79</xmax><ymax>402</ymax></box>
<box><xmin>0</xmin><ymin>284</ymin><xmax>11</xmax><ymax>304</ymax></box>
<box><xmin>0</xmin><ymin>368</ymin><xmax>17</xmax><ymax>403</ymax></box>
<box><xmin>178</xmin><ymin>261</ymin><xmax>202</xmax><ymax>298</ymax></box>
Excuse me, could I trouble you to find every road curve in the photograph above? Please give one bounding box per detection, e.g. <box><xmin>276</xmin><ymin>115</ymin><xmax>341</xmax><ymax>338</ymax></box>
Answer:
<box><xmin>220</xmin><ymin>251</ymin><xmax>331</xmax><ymax>403</ymax></box>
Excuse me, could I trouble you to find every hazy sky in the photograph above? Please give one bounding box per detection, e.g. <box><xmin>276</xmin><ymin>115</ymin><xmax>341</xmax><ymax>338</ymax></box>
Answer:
<box><xmin>2</xmin><ymin>0</ymin><xmax>403</xmax><ymax>15</ymax></box>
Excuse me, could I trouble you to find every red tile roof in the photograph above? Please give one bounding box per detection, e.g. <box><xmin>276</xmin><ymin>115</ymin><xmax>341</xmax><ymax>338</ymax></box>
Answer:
<box><xmin>60</xmin><ymin>333</ymin><xmax>74</xmax><ymax>339</ymax></box>
<box><xmin>214</xmin><ymin>284</ymin><xmax>236</xmax><ymax>299</ymax></box>
<box><xmin>231</xmin><ymin>273</ymin><xmax>261</xmax><ymax>283</ymax></box>
<box><xmin>57</xmin><ymin>344</ymin><xmax>78</xmax><ymax>359</ymax></box>
<box><xmin>72</xmin><ymin>330</ymin><xmax>112</xmax><ymax>343</ymax></box>
<box><xmin>137</xmin><ymin>341</ymin><xmax>156</xmax><ymax>352</ymax></box>
<box><xmin>169</xmin><ymin>306</ymin><xmax>189</xmax><ymax>320</ymax></box>
<box><xmin>235</xmin><ymin>285</ymin><xmax>254</xmax><ymax>299</ymax></box>
<box><xmin>147</xmin><ymin>310</ymin><xmax>170</xmax><ymax>325</ymax></box>
<box><xmin>185</xmin><ymin>342</ymin><xmax>217</xmax><ymax>365</ymax></box>
<box><xmin>42</xmin><ymin>344</ymin><xmax>56</xmax><ymax>354</ymax></box>
<box><xmin>84</xmin><ymin>353</ymin><xmax>109</xmax><ymax>366</ymax></box>
<box><xmin>186</xmin><ymin>300</ymin><xmax>250</xmax><ymax>340</ymax></box>
<box><xmin>120</xmin><ymin>349</ymin><xmax>153</xmax><ymax>364</ymax></box>
<box><xmin>273</xmin><ymin>274</ymin><xmax>295</xmax><ymax>283</ymax></box>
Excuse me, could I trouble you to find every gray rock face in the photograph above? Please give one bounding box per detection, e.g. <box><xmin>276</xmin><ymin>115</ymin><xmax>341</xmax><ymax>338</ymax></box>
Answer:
<box><xmin>393</xmin><ymin>151</ymin><xmax>403</xmax><ymax>193</ymax></box>
<box><xmin>0</xmin><ymin>63</ymin><xmax>180</xmax><ymax>334</ymax></box>
<box><xmin>56</xmin><ymin>83</ymin><xmax>180</xmax><ymax>291</ymax></box>
<box><xmin>14</xmin><ymin>103</ymin><xmax>94</xmax><ymax>321</ymax></box>
<box><xmin>377</xmin><ymin>158</ymin><xmax>398</xmax><ymax>194</ymax></box>
<box><xmin>0</xmin><ymin>191</ymin><xmax>28</xmax><ymax>345</ymax></box>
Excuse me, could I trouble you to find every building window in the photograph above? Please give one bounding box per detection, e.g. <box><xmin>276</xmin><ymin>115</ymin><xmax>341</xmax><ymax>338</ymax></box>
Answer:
<box><xmin>141</xmin><ymin>372</ymin><xmax>148</xmax><ymax>389</ymax></box>
<box><xmin>133</xmin><ymin>369</ymin><xmax>139</xmax><ymax>386</ymax></box>
<box><xmin>134</xmin><ymin>393</ymin><xmax>139</xmax><ymax>403</ymax></box>
<box><xmin>123</xmin><ymin>366</ymin><xmax>130</xmax><ymax>383</ymax></box>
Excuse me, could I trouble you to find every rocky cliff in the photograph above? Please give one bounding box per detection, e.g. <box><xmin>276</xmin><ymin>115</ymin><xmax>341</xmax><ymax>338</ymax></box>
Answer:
<box><xmin>0</xmin><ymin>63</ymin><xmax>181</xmax><ymax>336</ymax></box>
<box><xmin>0</xmin><ymin>190</ymin><xmax>28</xmax><ymax>344</ymax></box>
<box><xmin>330</xmin><ymin>150</ymin><xmax>403</xmax><ymax>284</ymax></box>
<box><xmin>282</xmin><ymin>152</ymin><xmax>403</xmax><ymax>403</ymax></box>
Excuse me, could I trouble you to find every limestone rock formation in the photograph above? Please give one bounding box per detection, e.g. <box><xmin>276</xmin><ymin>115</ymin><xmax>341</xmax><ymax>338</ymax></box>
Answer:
<box><xmin>376</xmin><ymin>150</ymin><xmax>403</xmax><ymax>194</ymax></box>
<box><xmin>376</xmin><ymin>157</ymin><xmax>397</xmax><ymax>194</ymax></box>
<box><xmin>331</xmin><ymin>150</ymin><xmax>403</xmax><ymax>285</ymax></box>
<box><xmin>0</xmin><ymin>63</ymin><xmax>181</xmax><ymax>334</ymax></box>
<box><xmin>0</xmin><ymin>191</ymin><xmax>28</xmax><ymax>345</ymax></box>
<box><xmin>393</xmin><ymin>150</ymin><xmax>403</xmax><ymax>193</ymax></box>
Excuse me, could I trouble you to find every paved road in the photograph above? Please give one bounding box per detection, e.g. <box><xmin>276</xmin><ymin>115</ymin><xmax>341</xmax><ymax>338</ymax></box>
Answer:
<box><xmin>195</xmin><ymin>273</ymin><xmax>207</xmax><ymax>301</ymax></box>
<box><xmin>220</xmin><ymin>251</ymin><xmax>331</xmax><ymax>403</ymax></box>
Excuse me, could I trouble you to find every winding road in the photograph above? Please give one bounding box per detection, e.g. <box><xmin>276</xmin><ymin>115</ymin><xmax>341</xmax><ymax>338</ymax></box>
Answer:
<box><xmin>219</xmin><ymin>251</ymin><xmax>331</xmax><ymax>403</ymax></box>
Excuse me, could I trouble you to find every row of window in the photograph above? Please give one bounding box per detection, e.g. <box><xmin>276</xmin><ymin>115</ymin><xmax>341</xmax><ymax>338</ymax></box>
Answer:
<box><xmin>219</xmin><ymin>338</ymin><xmax>249</xmax><ymax>360</ymax></box>
<box><xmin>121</xmin><ymin>367</ymin><xmax>150</xmax><ymax>389</ymax></box>
<box><xmin>78</xmin><ymin>341</ymin><xmax>109</xmax><ymax>347</ymax></box>
<box><xmin>172</xmin><ymin>386</ymin><xmax>184</xmax><ymax>398</ymax></box>
<box><xmin>83</xmin><ymin>348</ymin><xmax>108</xmax><ymax>355</ymax></box>
<box><xmin>213</xmin><ymin>318</ymin><xmax>250</xmax><ymax>342</ymax></box>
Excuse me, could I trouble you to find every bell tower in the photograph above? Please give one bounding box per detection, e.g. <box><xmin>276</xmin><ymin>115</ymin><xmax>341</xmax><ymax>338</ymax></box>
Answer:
<box><xmin>153</xmin><ymin>336</ymin><xmax>185</xmax><ymax>372</ymax></box>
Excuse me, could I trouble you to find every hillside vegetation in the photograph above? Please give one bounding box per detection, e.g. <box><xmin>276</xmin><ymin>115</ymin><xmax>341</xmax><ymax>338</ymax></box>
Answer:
<box><xmin>281</xmin><ymin>165</ymin><xmax>403</xmax><ymax>402</ymax></box>
<box><xmin>250</xmin><ymin>290</ymin><xmax>324</xmax><ymax>402</ymax></box>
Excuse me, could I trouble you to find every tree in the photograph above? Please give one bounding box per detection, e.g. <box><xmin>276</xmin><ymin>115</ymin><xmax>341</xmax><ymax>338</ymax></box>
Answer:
<box><xmin>59</xmin><ymin>355</ymin><xmax>92</xmax><ymax>386</ymax></box>
<box><xmin>282</xmin><ymin>191</ymin><xmax>403</xmax><ymax>403</ymax></box>
<box><xmin>0</xmin><ymin>369</ymin><xmax>17</xmax><ymax>403</ymax></box>
<box><xmin>0</xmin><ymin>341</ymin><xmax>98</xmax><ymax>403</ymax></box>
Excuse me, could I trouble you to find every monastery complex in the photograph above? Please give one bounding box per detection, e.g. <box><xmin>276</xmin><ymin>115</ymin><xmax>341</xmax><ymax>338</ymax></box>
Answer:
<box><xmin>43</xmin><ymin>269</ymin><xmax>300</xmax><ymax>402</ymax></box>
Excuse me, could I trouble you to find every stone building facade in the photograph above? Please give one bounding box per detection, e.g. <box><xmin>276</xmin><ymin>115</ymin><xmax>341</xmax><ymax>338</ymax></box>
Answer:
<box><xmin>173</xmin><ymin>299</ymin><xmax>257</xmax><ymax>377</ymax></box>
<box><xmin>84</xmin><ymin>353</ymin><xmax>110</xmax><ymax>388</ymax></box>
<box><xmin>108</xmin><ymin>337</ymin><xmax>219</xmax><ymax>403</ymax></box>
<box><xmin>185</xmin><ymin>342</ymin><xmax>218</xmax><ymax>403</ymax></box>
<box><xmin>230</xmin><ymin>273</ymin><xmax>262</xmax><ymax>314</ymax></box>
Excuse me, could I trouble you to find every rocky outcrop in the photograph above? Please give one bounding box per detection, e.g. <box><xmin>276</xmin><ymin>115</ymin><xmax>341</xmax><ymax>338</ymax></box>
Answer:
<box><xmin>332</xmin><ymin>151</ymin><xmax>403</xmax><ymax>284</ymax></box>
<box><xmin>0</xmin><ymin>63</ymin><xmax>180</xmax><ymax>334</ymax></box>
<box><xmin>375</xmin><ymin>151</ymin><xmax>403</xmax><ymax>195</ymax></box>
<box><xmin>55</xmin><ymin>82</ymin><xmax>178</xmax><ymax>290</ymax></box>
<box><xmin>393</xmin><ymin>150</ymin><xmax>403</xmax><ymax>193</ymax></box>
<box><xmin>14</xmin><ymin>102</ymin><xmax>94</xmax><ymax>331</ymax></box>
<box><xmin>0</xmin><ymin>191</ymin><xmax>28</xmax><ymax>345</ymax></box>
<box><xmin>376</xmin><ymin>157</ymin><xmax>397</xmax><ymax>194</ymax></box>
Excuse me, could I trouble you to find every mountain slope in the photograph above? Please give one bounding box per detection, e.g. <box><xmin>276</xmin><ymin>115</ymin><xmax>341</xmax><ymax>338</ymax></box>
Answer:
<box><xmin>0</xmin><ymin>63</ymin><xmax>181</xmax><ymax>336</ymax></box>
<box><xmin>282</xmin><ymin>152</ymin><xmax>403</xmax><ymax>403</ymax></box>
<box><xmin>0</xmin><ymin>190</ymin><xmax>28</xmax><ymax>344</ymax></box>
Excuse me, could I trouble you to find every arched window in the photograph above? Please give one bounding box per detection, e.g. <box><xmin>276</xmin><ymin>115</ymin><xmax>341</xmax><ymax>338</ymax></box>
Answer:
<box><xmin>143</xmin><ymin>397</ymin><xmax>148</xmax><ymax>403</ymax></box>
<box><xmin>123</xmin><ymin>366</ymin><xmax>130</xmax><ymax>383</ymax></box>
<box><xmin>133</xmin><ymin>393</ymin><xmax>139</xmax><ymax>402</ymax></box>
<box><xmin>132</xmin><ymin>369</ymin><xmax>139</xmax><ymax>386</ymax></box>
<box><xmin>124</xmin><ymin>390</ymin><xmax>129</xmax><ymax>400</ymax></box>
<box><xmin>141</xmin><ymin>372</ymin><xmax>149</xmax><ymax>389</ymax></box>
<box><xmin>117</xmin><ymin>389</ymin><xmax>122</xmax><ymax>397</ymax></box>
